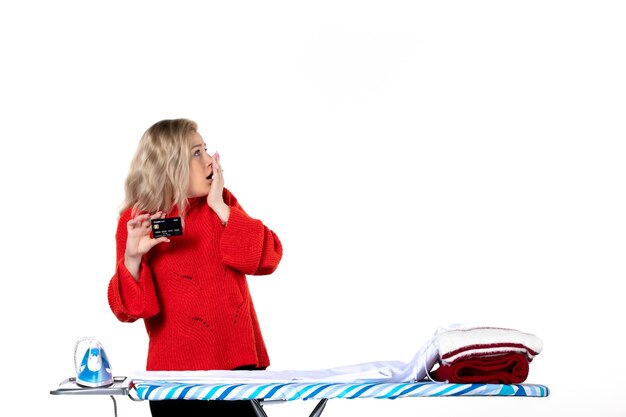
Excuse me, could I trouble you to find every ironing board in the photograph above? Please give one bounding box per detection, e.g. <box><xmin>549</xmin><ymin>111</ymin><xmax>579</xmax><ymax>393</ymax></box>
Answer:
<box><xmin>52</xmin><ymin>325</ymin><xmax>549</xmax><ymax>416</ymax></box>
<box><xmin>51</xmin><ymin>376</ymin><xmax>549</xmax><ymax>417</ymax></box>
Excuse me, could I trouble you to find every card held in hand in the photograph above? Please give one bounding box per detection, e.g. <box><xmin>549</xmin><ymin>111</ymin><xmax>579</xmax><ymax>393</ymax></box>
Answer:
<box><xmin>151</xmin><ymin>217</ymin><xmax>183</xmax><ymax>238</ymax></box>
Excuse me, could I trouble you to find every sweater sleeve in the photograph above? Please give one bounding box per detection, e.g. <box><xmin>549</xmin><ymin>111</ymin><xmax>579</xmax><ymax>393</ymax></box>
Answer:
<box><xmin>220</xmin><ymin>189</ymin><xmax>283</xmax><ymax>276</ymax></box>
<box><xmin>107</xmin><ymin>210</ymin><xmax>160</xmax><ymax>322</ymax></box>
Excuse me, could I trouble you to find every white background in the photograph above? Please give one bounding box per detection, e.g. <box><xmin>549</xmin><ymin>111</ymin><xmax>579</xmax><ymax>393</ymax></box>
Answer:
<box><xmin>1</xmin><ymin>1</ymin><xmax>624</xmax><ymax>416</ymax></box>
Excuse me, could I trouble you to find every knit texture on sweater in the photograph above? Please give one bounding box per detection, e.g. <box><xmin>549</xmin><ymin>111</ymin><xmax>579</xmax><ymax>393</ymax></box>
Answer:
<box><xmin>108</xmin><ymin>189</ymin><xmax>283</xmax><ymax>371</ymax></box>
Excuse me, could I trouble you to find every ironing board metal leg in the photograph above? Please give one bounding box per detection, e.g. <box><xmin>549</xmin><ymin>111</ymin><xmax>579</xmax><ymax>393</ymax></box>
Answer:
<box><xmin>251</xmin><ymin>399</ymin><xmax>268</xmax><ymax>417</ymax></box>
<box><xmin>110</xmin><ymin>395</ymin><xmax>118</xmax><ymax>417</ymax></box>
<box><xmin>308</xmin><ymin>399</ymin><xmax>328</xmax><ymax>417</ymax></box>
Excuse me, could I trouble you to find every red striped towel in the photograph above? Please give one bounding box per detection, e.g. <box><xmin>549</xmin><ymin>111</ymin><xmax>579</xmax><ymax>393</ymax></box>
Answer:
<box><xmin>430</xmin><ymin>326</ymin><xmax>542</xmax><ymax>384</ymax></box>
<box><xmin>431</xmin><ymin>352</ymin><xmax>529</xmax><ymax>384</ymax></box>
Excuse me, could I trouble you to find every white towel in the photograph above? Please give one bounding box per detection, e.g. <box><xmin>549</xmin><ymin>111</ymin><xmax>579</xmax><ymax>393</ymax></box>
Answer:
<box><xmin>434</xmin><ymin>326</ymin><xmax>543</xmax><ymax>365</ymax></box>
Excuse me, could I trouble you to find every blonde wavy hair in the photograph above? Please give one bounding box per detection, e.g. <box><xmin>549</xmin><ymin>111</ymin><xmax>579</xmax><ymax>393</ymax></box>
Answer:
<box><xmin>120</xmin><ymin>118</ymin><xmax>198</xmax><ymax>218</ymax></box>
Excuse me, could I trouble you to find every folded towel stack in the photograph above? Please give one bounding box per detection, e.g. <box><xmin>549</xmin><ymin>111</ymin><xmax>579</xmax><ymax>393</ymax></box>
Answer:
<box><xmin>430</xmin><ymin>326</ymin><xmax>543</xmax><ymax>384</ymax></box>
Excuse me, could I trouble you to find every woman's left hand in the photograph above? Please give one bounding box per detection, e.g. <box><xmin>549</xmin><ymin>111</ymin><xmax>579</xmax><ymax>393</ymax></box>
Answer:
<box><xmin>207</xmin><ymin>151</ymin><xmax>230</xmax><ymax>224</ymax></box>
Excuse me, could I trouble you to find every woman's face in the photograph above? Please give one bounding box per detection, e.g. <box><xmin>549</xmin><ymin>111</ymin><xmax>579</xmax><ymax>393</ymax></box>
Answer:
<box><xmin>187</xmin><ymin>132</ymin><xmax>215</xmax><ymax>198</ymax></box>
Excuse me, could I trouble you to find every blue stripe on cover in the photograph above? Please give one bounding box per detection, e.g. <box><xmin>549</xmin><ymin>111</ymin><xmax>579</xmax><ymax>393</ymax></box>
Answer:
<box><xmin>132</xmin><ymin>381</ymin><xmax>549</xmax><ymax>401</ymax></box>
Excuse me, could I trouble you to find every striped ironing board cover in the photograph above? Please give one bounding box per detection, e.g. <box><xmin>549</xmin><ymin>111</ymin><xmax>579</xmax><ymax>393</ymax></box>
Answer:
<box><xmin>132</xmin><ymin>380</ymin><xmax>550</xmax><ymax>401</ymax></box>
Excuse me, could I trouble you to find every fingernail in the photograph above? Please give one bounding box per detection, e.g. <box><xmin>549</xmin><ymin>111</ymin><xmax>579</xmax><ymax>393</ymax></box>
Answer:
<box><xmin>214</xmin><ymin>151</ymin><xmax>220</xmax><ymax>159</ymax></box>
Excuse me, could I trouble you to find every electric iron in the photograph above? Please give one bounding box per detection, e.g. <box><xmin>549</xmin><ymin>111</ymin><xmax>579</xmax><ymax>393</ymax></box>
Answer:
<box><xmin>74</xmin><ymin>338</ymin><xmax>114</xmax><ymax>388</ymax></box>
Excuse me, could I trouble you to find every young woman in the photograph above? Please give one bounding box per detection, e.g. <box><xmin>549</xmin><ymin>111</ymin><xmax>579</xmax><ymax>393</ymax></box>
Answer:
<box><xmin>107</xmin><ymin>119</ymin><xmax>283</xmax><ymax>416</ymax></box>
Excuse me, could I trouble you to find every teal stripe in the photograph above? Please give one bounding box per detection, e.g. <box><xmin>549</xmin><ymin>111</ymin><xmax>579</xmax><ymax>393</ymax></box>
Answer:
<box><xmin>218</xmin><ymin>384</ymin><xmax>245</xmax><ymax>400</ymax></box>
<box><xmin>398</xmin><ymin>382</ymin><xmax>441</xmax><ymax>397</ymax></box>
<box><xmin>164</xmin><ymin>385</ymin><xmax>183</xmax><ymax>400</ymax></box>
<box><xmin>306</xmin><ymin>384</ymin><xmax>335</xmax><ymax>399</ymax></box>
<box><xmin>498</xmin><ymin>385</ymin><xmax>515</xmax><ymax>396</ymax></box>
<box><xmin>202</xmin><ymin>384</ymin><xmax>228</xmax><ymax>400</ymax></box>
<box><xmin>143</xmin><ymin>384</ymin><xmax>160</xmax><ymax>399</ymax></box>
<box><xmin>347</xmin><ymin>383</ymin><xmax>378</xmax><ymax>399</ymax></box>
<box><xmin>513</xmin><ymin>385</ymin><xmax>527</xmax><ymax>397</ymax></box>
<box><xmin>135</xmin><ymin>386</ymin><xmax>146</xmax><ymax>398</ymax></box>
<box><xmin>248</xmin><ymin>383</ymin><xmax>275</xmax><ymax>399</ymax></box>
<box><xmin>265</xmin><ymin>383</ymin><xmax>289</xmax><ymax>398</ymax></box>
<box><xmin>287</xmin><ymin>383</ymin><xmax>318</xmax><ymax>400</ymax></box>
<box><xmin>377</xmin><ymin>384</ymin><xmax>422</xmax><ymax>399</ymax></box>
<box><xmin>295</xmin><ymin>383</ymin><xmax>327</xmax><ymax>398</ymax></box>
<box><xmin>367</xmin><ymin>383</ymin><xmax>397</xmax><ymax>398</ymax></box>
<box><xmin>377</xmin><ymin>383</ymin><xmax>410</xmax><ymax>399</ymax></box>
<box><xmin>336</xmin><ymin>384</ymin><xmax>360</xmax><ymax>398</ymax></box>
<box><xmin>453</xmin><ymin>384</ymin><xmax>483</xmax><ymax>396</ymax></box>
<box><xmin>424</xmin><ymin>384</ymin><xmax>459</xmax><ymax>397</ymax></box>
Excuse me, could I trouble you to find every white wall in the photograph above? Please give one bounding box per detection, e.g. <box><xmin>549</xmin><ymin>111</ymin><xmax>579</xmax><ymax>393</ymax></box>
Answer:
<box><xmin>1</xmin><ymin>1</ymin><xmax>624</xmax><ymax>416</ymax></box>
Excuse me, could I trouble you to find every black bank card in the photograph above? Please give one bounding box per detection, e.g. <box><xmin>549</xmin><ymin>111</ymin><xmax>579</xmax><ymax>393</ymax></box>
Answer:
<box><xmin>151</xmin><ymin>217</ymin><xmax>183</xmax><ymax>238</ymax></box>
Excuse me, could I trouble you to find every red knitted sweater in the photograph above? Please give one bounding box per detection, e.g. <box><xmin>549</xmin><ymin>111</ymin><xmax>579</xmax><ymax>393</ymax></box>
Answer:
<box><xmin>107</xmin><ymin>189</ymin><xmax>283</xmax><ymax>371</ymax></box>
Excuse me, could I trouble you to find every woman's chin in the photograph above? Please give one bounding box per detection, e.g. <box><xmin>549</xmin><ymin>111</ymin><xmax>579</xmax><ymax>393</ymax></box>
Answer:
<box><xmin>187</xmin><ymin>190</ymin><xmax>209</xmax><ymax>199</ymax></box>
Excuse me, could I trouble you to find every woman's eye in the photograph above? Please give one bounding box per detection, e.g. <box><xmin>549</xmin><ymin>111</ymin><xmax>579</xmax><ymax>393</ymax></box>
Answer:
<box><xmin>194</xmin><ymin>150</ymin><xmax>201</xmax><ymax>157</ymax></box>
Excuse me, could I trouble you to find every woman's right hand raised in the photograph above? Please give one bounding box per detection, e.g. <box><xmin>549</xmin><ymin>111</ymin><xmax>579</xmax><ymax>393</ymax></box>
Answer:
<box><xmin>124</xmin><ymin>212</ymin><xmax>169</xmax><ymax>279</ymax></box>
